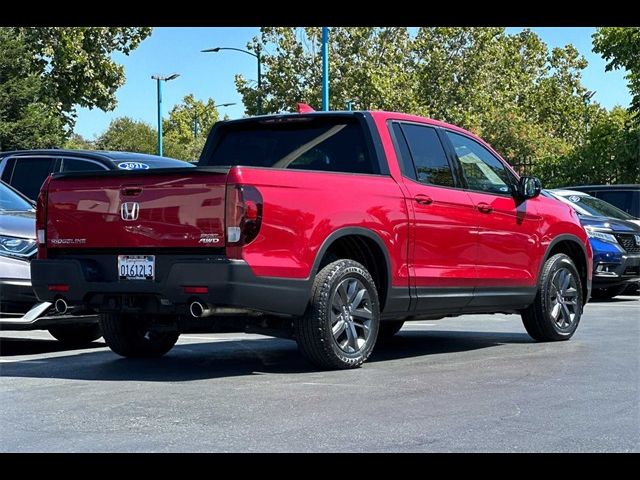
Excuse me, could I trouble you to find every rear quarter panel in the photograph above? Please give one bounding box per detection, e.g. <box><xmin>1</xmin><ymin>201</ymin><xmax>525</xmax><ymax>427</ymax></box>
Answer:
<box><xmin>228</xmin><ymin>167</ymin><xmax>409</xmax><ymax>286</ymax></box>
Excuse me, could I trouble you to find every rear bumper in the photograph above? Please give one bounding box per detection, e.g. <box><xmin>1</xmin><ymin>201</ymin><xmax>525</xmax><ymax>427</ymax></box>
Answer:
<box><xmin>592</xmin><ymin>254</ymin><xmax>640</xmax><ymax>289</ymax></box>
<box><xmin>31</xmin><ymin>256</ymin><xmax>311</xmax><ymax>317</ymax></box>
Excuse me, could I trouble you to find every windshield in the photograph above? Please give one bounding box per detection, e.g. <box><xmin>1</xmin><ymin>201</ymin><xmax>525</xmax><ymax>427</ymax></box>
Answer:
<box><xmin>557</xmin><ymin>193</ymin><xmax>636</xmax><ymax>220</ymax></box>
<box><xmin>0</xmin><ymin>181</ymin><xmax>34</xmax><ymax>213</ymax></box>
<box><xmin>202</xmin><ymin>117</ymin><xmax>377</xmax><ymax>174</ymax></box>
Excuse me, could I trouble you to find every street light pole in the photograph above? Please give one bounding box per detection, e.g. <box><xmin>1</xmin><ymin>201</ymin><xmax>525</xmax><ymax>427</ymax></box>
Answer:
<box><xmin>201</xmin><ymin>47</ymin><xmax>262</xmax><ymax>115</ymax></box>
<box><xmin>151</xmin><ymin>73</ymin><xmax>180</xmax><ymax>156</ymax></box>
<box><xmin>322</xmin><ymin>27</ymin><xmax>329</xmax><ymax>111</ymax></box>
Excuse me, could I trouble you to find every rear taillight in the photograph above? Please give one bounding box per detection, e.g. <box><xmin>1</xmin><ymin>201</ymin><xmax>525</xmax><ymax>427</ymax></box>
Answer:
<box><xmin>225</xmin><ymin>185</ymin><xmax>263</xmax><ymax>247</ymax></box>
<box><xmin>36</xmin><ymin>175</ymin><xmax>53</xmax><ymax>259</ymax></box>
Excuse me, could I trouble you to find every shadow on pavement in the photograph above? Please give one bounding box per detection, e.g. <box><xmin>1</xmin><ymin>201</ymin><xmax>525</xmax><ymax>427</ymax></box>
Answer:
<box><xmin>0</xmin><ymin>337</ymin><xmax>105</xmax><ymax>356</ymax></box>
<box><xmin>0</xmin><ymin>329</ymin><xmax>532</xmax><ymax>382</ymax></box>
<box><xmin>589</xmin><ymin>296</ymin><xmax>639</xmax><ymax>303</ymax></box>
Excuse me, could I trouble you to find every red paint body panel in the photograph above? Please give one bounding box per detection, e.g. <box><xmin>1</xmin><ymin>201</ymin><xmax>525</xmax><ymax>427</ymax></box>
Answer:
<box><xmin>46</xmin><ymin>173</ymin><xmax>227</xmax><ymax>249</ymax></box>
<box><xmin>227</xmin><ymin>167</ymin><xmax>410</xmax><ymax>284</ymax></box>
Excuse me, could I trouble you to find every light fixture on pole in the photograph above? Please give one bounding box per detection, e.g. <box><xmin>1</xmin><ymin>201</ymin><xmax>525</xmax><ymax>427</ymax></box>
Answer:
<box><xmin>151</xmin><ymin>73</ymin><xmax>180</xmax><ymax>156</ymax></box>
<box><xmin>202</xmin><ymin>47</ymin><xmax>262</xmax><ymax>115</ymax></box>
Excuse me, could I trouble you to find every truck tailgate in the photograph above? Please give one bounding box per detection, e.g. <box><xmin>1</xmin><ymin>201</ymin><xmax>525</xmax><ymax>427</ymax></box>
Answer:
<box><xmin>46</xmin><ymin>168</ymin><xmax>228</xmax><ymax>249</ymax></box>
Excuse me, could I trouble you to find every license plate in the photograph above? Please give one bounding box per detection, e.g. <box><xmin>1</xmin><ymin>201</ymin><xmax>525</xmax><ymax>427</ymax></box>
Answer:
<box><xmin>118</xmin><ymin>255</ymin><xmax>155</xmax><ymax>280</ymax></box>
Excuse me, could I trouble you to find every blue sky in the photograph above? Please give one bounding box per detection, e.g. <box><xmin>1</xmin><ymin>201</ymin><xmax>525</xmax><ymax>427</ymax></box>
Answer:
<box><xmin>73</xmin><ymin>27</ymin><xmax>631</xmax><ymax>139</ymax></box>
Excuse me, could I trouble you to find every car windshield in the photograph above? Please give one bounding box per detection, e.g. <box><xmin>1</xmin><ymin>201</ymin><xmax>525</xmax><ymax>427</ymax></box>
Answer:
<box><xmin>557</xmin><ymin>193</ymin><xmax>636</xmax><ymax>220</ymax></box>
<box><xmin>0</xmin><ymin>181</ymin><xmax>34</xmax><ymax>213</ymax></box>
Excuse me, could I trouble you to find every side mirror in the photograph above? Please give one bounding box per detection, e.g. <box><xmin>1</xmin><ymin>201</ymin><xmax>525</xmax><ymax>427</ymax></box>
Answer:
<box><xmin>517</xmin><ymin>176</ymin><xmax>542</xmax><ymax>199</ymax></box>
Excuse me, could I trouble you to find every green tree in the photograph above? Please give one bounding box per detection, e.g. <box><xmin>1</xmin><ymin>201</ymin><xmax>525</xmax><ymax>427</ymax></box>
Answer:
<box><xmin>237</xmin><ymin>27</ymin><xmax>599</xmax><ymax>172</ymax></box>
<box><xmin>64</xmin><ymin>133</ymin><xmax>94</xmax><ymax>150</ymax></box>
<box><xmin>0</xmin><ymin>29</ymin><xmax>65</xmax><ymax>150</ymax></box>
<box><xmin>593</xmin><ymin>27</ymin><xmax>640</xmax><ymax>118</ymax></box>
<box><xmin>95</xmin><ymin>117</ymin><xmax>157</xmax><ymax>154</ymax></box>
<box><xmin>235</xmin><ymin>27</ymin><xmax>419</xmax><ymax>115</ymax></box>
<box><xmin>163</xmin><ymin>94</ymin><xmax>220</xmax><ymax>161</ymax></box>
<box><xmin>534</xmin><ymin>107</ymin><xmax>640</xmax><ymax>186</ymax></box>
<box><xmin>0</xmin><ymin>27</ymin><xmax>151</xmax><ymax>151</ymax></box>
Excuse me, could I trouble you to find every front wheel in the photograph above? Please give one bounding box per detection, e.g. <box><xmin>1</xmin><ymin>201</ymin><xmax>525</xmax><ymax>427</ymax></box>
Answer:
<box><xmin>99</xmin><ymin>313</ymin><xmax>179</xmax><ymax>358</ymax></box>
<box><xmin>521</xmin><ymin>253</ymin><xmax>584</xmax><ymax>342</ymax></box>
<box><xmin>48</xmin><ymin>324</ymin><xmax>102</xmax><ymax>346</ymax></box>
<box><xmin>295</xmin><ymin>259</ymin><xmax>380</xmax><ymax>369</ymax></box>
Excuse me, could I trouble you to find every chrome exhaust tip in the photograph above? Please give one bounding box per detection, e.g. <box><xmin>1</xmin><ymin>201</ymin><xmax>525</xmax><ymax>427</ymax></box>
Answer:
<box><xmin>54</xmin><ymin>298</ymin><xmax>68</xmax><ymax>315</ymax></box>
<box><xmin>189</xmin><ymin>301</ymin><xmax>208</xmax><ymax>318</ymax></box>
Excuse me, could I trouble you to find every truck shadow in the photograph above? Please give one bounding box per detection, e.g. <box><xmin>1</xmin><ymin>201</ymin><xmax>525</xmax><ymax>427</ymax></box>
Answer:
<box><xmin>0</xmin><ymin>330</ymin><xmax>532</xmax><ymax>382</ymax></box>
<box><xmin>0</xmin><ymin>337</ymin><xmax>105</xmax><ymax>356</ymax></box>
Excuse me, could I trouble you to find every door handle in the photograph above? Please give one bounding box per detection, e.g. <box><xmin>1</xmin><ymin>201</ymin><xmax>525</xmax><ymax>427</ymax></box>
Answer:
<box><xmin>477</xmin><ymin>202</ymin><xmax>493</xmax><ymax>214</ymax></box>
<box><xmin>414</xmin><ymin>194</ymin><xmax>433</xmax><ymax>206</ymax></box>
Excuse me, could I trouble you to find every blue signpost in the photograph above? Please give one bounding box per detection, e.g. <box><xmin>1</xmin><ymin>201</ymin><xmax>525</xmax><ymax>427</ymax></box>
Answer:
<box><xmin>322</xmin><ymin>27</ymin><xmax>329</xmax><ymax>111</ymax></box>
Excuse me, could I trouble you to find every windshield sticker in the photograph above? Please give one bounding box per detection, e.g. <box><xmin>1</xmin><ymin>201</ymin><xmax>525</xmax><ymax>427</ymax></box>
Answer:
<box><xmin>118</xmin><ymin>162</ymin><xmax>150</xmax><ymax>170</ymax></box>
<box><xmin>568</xmin><ymin>195</ymin><xmax>582</xmax><ymax>203</ymax></box>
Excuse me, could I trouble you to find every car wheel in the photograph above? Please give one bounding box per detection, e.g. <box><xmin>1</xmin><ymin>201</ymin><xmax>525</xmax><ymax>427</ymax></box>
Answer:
<box><xmin>591</xmin><ymin>285</ymin><xmax>628</xmax><ymax>300</ymax></box>
<box><xmin>48</xmin><ymin>324</ymin><xmax>102</xmax><ymax>346</ymax></box>
<box><xmin>521</xmin><ymin>253</ymin><xmax>583</xmax><ymax>342</ymax></box>
<box><xmin>377</xmin><ymin>321</ymin><xmax>405</xmax><ymax>341</ymax></box>
<box><xmin>99</xmin><ymin>313</ymin><xmax>179</xmax><ymax>358</ymax></box>
<box><xmin>295</xmin><ymin>259</ymin><xmax>380</xmax><ymax>369</ymax></box>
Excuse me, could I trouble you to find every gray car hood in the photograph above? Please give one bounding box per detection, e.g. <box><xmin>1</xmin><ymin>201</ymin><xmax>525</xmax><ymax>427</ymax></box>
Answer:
<box><xmin>0</xmin><ymin>210</ymin><xmax>36</xmax><ymax>239</ymax></box>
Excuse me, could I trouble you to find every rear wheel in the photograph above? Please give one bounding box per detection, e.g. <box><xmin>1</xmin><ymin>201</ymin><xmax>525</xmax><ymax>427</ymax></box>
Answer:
<box><xmin>295</xmin><ymin>259</ymin><xmax>380</xmax><ymax>369</ymax></box>
<box><xmin>591</xmin><ymin>285</ymin><xmax>628</xmax><ymax>300</ymax></box>
<box><xmin>48</xmin><ymin>324</ymin><xmax>102</xmax><ymax>346</ymax></box>
<box><xmin>521</xmin><ymin>253</ymin><xmax>583</xmax><ymax>342</ymax></box>
<box><xmin>99</xmin><ymin>313</ymin><xmax>179</xmax><ymax>358</ymax></box>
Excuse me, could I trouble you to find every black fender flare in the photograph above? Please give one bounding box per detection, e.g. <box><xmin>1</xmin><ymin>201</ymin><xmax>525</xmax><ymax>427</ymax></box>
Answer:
<box><xmin>310</xmin><ymin>227</ymin><xmax>393</xmax><ymax>305</ymax></box>
<box><xmin>539</xmin><ymin>234</ymin><xmax>591</xmax><ymax>296</ymax></box>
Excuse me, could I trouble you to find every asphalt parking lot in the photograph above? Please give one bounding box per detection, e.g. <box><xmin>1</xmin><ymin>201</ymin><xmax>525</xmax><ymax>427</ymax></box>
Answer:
<box><xmin>1</xmin><ymin>296</ymin><xmax>638</xmax><ymax>452</ymax></box>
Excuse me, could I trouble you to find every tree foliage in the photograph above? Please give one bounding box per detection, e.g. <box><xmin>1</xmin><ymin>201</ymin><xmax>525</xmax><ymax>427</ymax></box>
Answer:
<box><xmin>162</xmin><ymin>94</ymin><xmax>220</xmax><ymax>161</ymax></box>
<box><xmin>0</xmin><ymin>27</ymin><xmax>151</xmax><ymax>151</ymax></box>
<box><xmin>0</xmin><ymin>29</ymin><xmax>65</xmax><ymax>150</ymax></box>
<box><xmin>593</xmin><ymin>27</ymin><xmax>640</xmax><ymax>118</ymax></box>
<box><xmin>234</xmin><ymin>27</ymin><xmax>638</xmax><ymax>185</ymax></box>
<box><xmin>534</xmin><ymin>107</ymin><xmax>640</xmax><ymax>186</ymax></box>
<box><xmin>95</xmin><ymin>117</ymin><xmax>156</xmax><ymax>154</ymax></box>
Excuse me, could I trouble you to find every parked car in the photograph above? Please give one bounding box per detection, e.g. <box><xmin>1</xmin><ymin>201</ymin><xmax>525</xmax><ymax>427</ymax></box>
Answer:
<box><xmin>0</xmin><ymin>149</ymin><xmax>194</xmax><ymax>200</ymax></box>
<box><xmin>0</xmin><ymin>180</ymin><xmax>100</xmax><ymax>345</ymax></box>
<box><xmin>544</xmin><ymin>189</ymin><xmax>640</xmax><ymax>299</ymax></box>
<box><xmin>568</xmin><ymin>184</ymin><xmax>640</xmax><ymax>219</ymax></box>
<box><xmin>31</xmin><ymin>111</ymin><xmax>593</xmax><ymax>369</ymax></box>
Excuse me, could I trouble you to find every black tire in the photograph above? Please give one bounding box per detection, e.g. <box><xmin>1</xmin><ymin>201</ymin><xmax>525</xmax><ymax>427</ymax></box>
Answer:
<box><xmin>48</xmin><ymin>324</ymin><xmax>102</xmax><ymax>346</ymax></box>
<box><xmin>99</xmin><ymin>313</ymin><xmax>179</xmax><ymax>358</ymax></box>
<box><xmin>378</xmin><ymin>321</ymin><xmax>404</xmax><ymax>341</ymax></box>
<box><xmin>295</xmin><ymin>259</ymin><xmax>380</xmax><ymax>369</ymax></box>
<box><xmin>521</xmin><ymin>253</ymin><xmax>584</xmax><ymax>342</ymax></box>
<box><xmin>591</xmin><ymin>285</ymin><xmax>628</xmax><ymax>300</ymax></box>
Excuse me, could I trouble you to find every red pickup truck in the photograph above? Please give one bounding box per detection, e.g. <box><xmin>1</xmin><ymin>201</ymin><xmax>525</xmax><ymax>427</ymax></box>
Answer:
<box><xmin>31</xmin><ymin>111</ymin><xmax>592</xmax><ymax>369</ymax></box>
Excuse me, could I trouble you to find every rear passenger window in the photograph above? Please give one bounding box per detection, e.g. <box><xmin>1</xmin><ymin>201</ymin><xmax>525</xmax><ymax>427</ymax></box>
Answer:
<box><xmin>6</xmin><ymin>157</ymin><xmax>55</xmax><ymax>200</ymax></box>
<box><xmin>399</xmin><ymin>124</ymin><xmax>454</xmax><ymax>187</ymax></box>
<box><xmin>61</xmin><ymin>158</ymin><xmax>106</xmax><ymax>172</ymax></box>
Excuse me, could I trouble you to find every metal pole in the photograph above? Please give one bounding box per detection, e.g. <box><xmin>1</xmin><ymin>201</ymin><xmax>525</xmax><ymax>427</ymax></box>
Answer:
<box><xmin>157</xmin><ymin>78</ymin><xmax>163</xmax><ymax>156</ymax></box>
<box><xmin>257</xmin><ymin>46</ymin><xmax>262</xmax><ymax>115</ymax></box>
<box><xmin>322</xmin><ymin>27</ymin><xmax>329</xmax><ymax>111</ymax></box>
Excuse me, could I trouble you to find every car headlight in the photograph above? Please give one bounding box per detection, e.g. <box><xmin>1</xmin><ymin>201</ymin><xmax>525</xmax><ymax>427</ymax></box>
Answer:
<box><xmin>584</xmin><ymin>227</ymin><xmax>618</xmax><ymax>244</ymax></box>
<box><xmin>0</xmin><ymin>235</ymin><xmax>37</xmax><ymax>259</ymax></box>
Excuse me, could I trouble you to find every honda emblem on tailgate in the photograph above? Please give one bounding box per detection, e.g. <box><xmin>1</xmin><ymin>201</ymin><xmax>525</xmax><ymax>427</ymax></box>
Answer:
<box><xmin>121</xmin><ymin>202</ymin><xmax>140</xmax><ymax>221</ymax></box>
